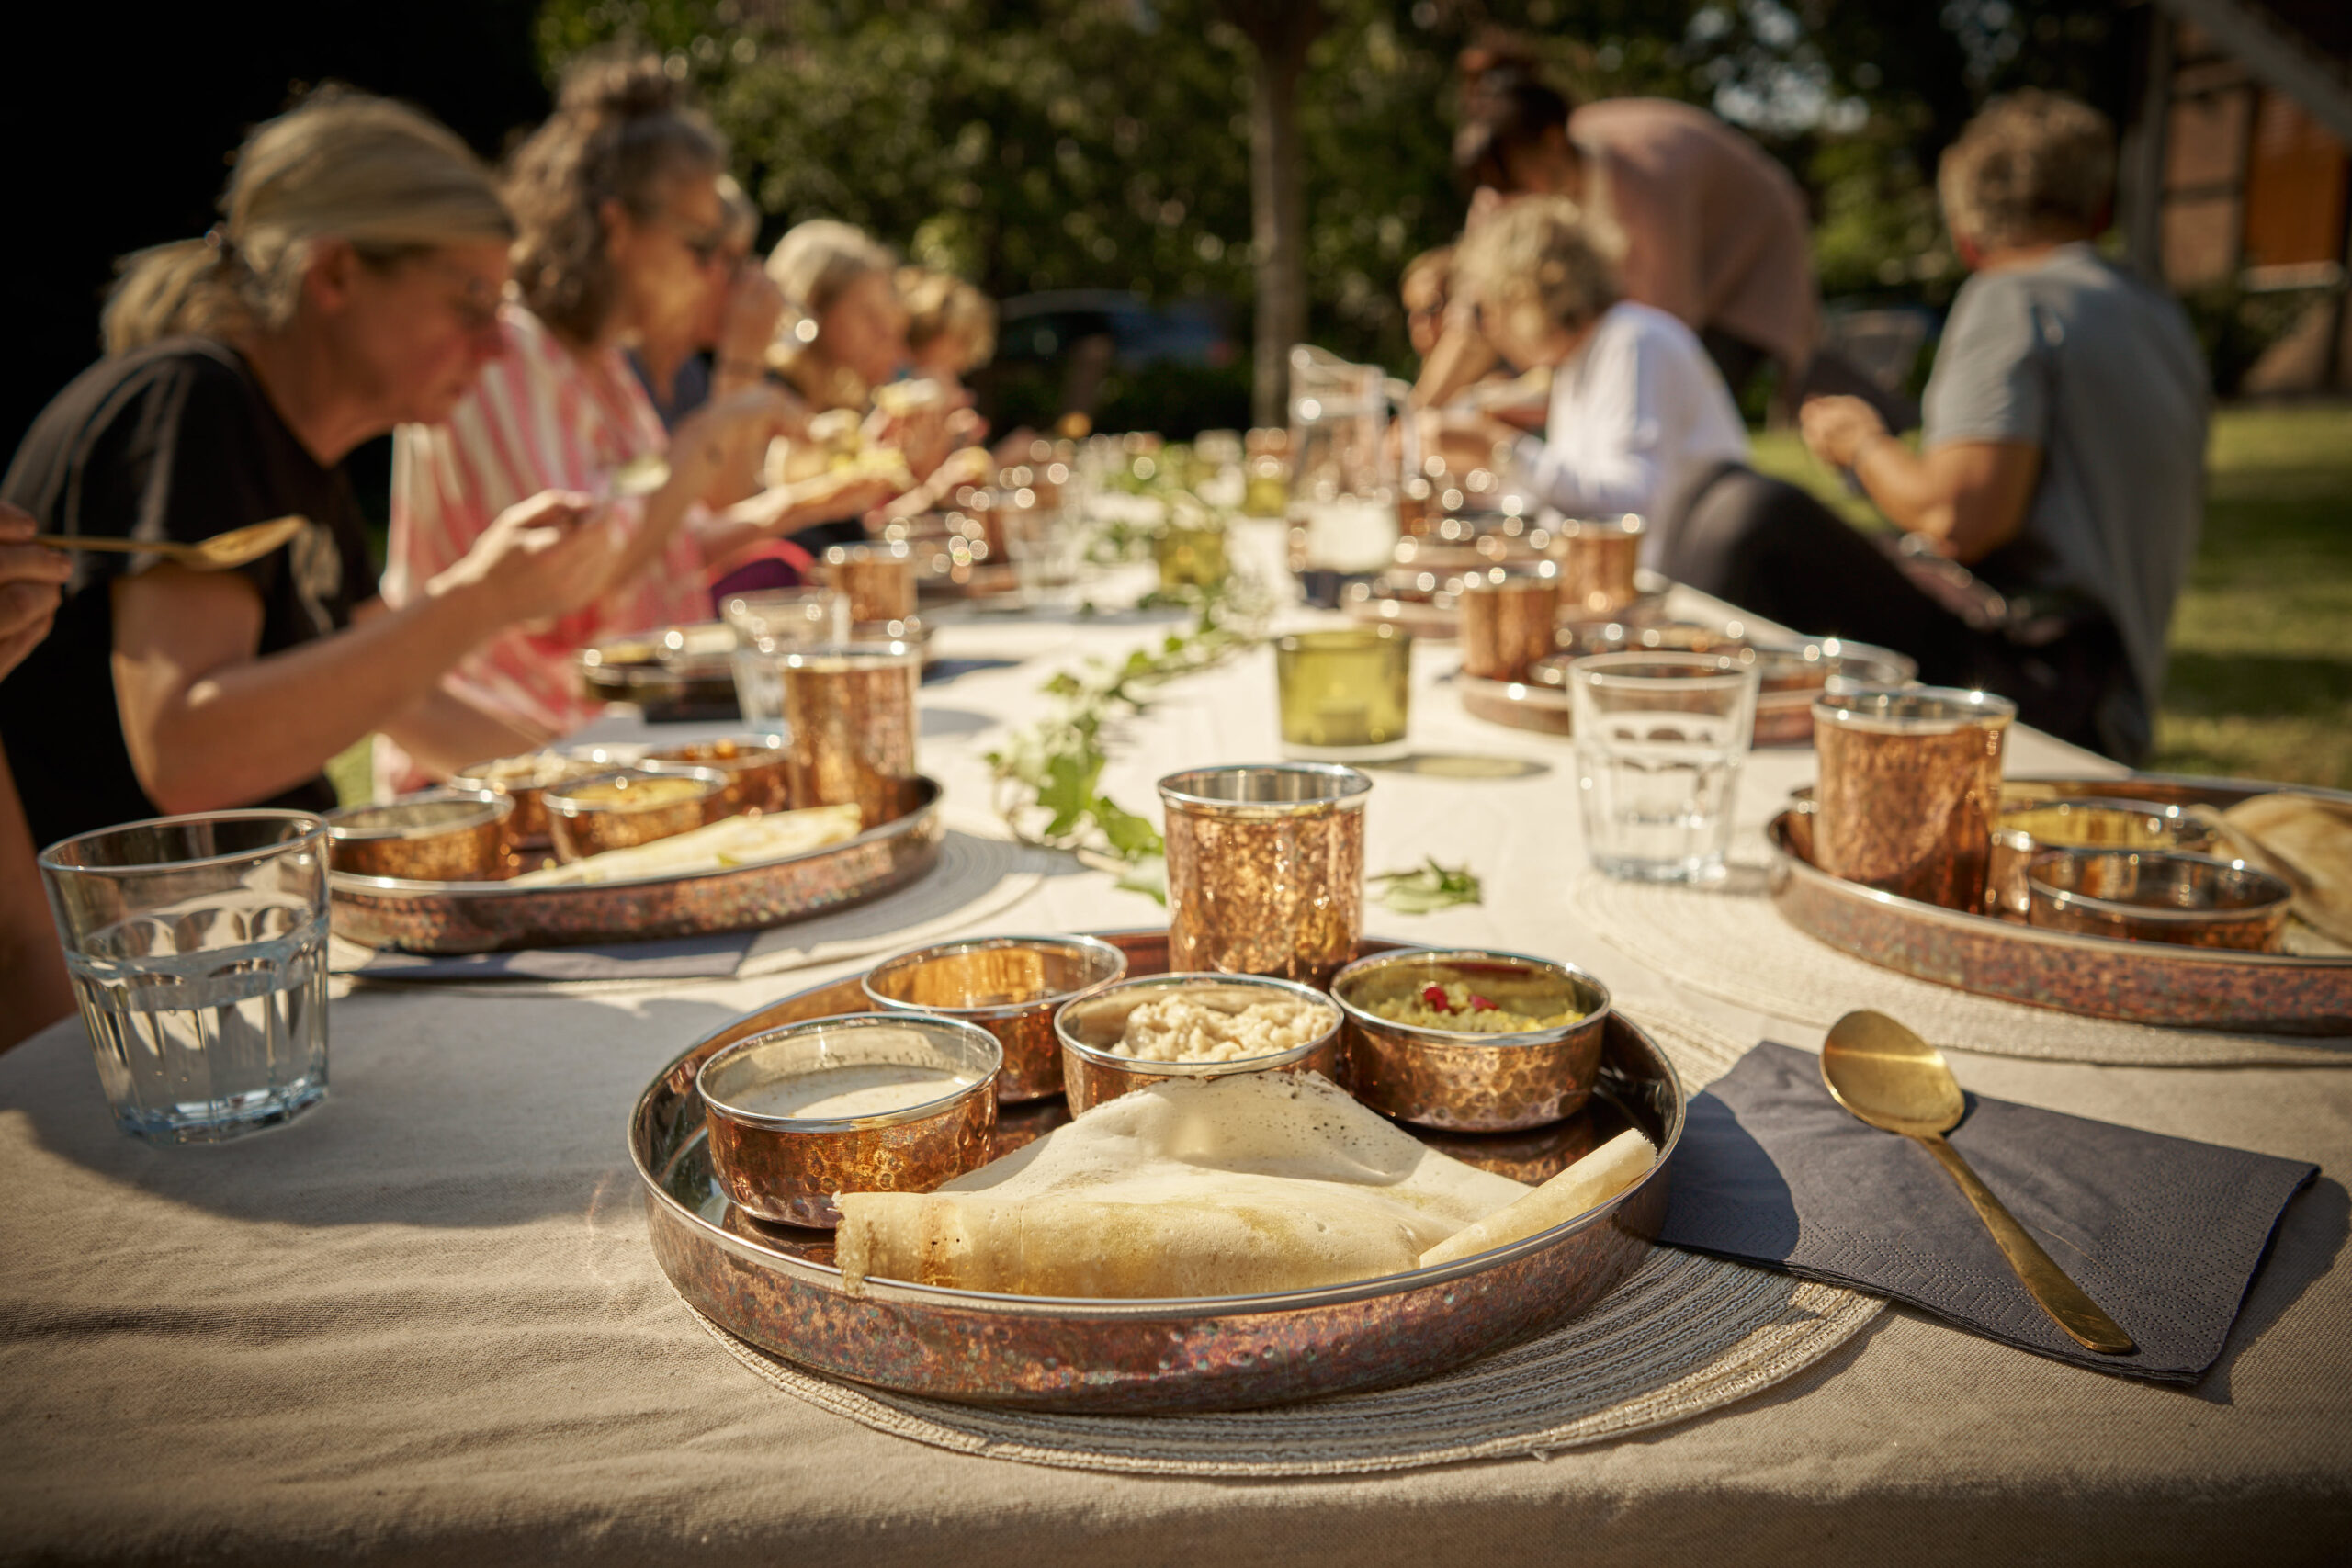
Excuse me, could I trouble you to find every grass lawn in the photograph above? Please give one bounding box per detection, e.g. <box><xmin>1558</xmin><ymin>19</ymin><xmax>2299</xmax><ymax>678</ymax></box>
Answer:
<box><xmin>1753</xmin><ymin>402</ymin><xmax>2352</xmax><ymax>789</ymax></box>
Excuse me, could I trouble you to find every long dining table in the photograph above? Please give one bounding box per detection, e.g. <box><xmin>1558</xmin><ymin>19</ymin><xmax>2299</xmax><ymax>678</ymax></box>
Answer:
<box><xmin>4</xmin><ymin>531</ymin><xmax>2346</xmax><ymax>1564</ymax></box>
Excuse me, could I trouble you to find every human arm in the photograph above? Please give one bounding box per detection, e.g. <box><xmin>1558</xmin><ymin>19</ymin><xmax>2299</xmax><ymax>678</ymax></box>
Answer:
<box><xmin>688</xmin><ymin>469</ymin><xmax>909</xmax><ymax>574</ymax></box>
<box><xmin>605</xmin><ymin>384</ymin><xmax>800</xmax><ymax>588</ymax></box>
<box><xmin>110</xmin><ymin>492</ymin><xmax>619</xmax><ymax>814</ymax></box>
<box><xmin>0</xmin><ymin>507</ymin><xmax>74</xmax><ymax>1049</ymax></box>
<box><xmin>1800</xmin><ymin>395</ymin><xmax>2041</xmax><ymax>563</ymax></box>
<box><xmin>701</xmin><ymin>266</ymin><xmax>800</xmax><ymax>507</ymax></box>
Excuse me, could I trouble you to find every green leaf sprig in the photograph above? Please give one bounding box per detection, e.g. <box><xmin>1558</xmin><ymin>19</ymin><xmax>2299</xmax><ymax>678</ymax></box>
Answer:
<box><xmin>1368</xmin><ymin>859</ymin><xmax>1486</xmax><ymax>915</ymax></box>
<box><xmin>983</xmin><ymin>580</ymin><xmax>1267</xmax><ymax>901</ymax></box>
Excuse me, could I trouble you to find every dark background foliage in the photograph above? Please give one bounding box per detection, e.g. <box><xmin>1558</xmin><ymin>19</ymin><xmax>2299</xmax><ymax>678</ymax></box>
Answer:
<box><xmin>6</xmin><ymin>0</ymin><xmax>2139</xmax><ymax>457</ymax></box>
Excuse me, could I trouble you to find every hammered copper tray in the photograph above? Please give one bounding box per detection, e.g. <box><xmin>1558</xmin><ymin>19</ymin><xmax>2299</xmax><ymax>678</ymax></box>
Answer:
<box><xmin>331</xmin><ymin>777</ymin><xmax>944</xmax><ymax>954</ymax></box>
<box><xmin>632</xmin><ymin>930</ymin><xmax>1683</xmax><ymax>1413</ymax></box>
<box><xmin>1768</xmin><ymin>773</ymin><xmax>2352</xmax><ymax>1033</ymax></box>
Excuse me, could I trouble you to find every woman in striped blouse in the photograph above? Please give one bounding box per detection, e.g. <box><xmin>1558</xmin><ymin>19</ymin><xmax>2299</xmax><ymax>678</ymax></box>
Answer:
<box><xmin>381</xmin><ymin>57</ymin><xmax>895</xmax><ymax>789</ymax></box>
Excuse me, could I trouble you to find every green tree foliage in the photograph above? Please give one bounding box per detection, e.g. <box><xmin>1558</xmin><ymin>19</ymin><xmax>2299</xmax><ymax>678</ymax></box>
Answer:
<box><xmin>535</xmin><ymin>0</ymin><xmax>2139</xmax><ymax>389</ymax></box>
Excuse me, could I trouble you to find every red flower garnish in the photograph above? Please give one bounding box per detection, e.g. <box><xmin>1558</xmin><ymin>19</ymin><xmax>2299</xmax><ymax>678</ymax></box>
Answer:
<box><xmin>1469</xmin><ymin>994</ymin><xmax>1498</xmax><ymax>1011</ymax></box>
<box><xmin>1421</xmin><ymin>983</ymin><xmax>1452</xmax><ymax>1010</ymax></box>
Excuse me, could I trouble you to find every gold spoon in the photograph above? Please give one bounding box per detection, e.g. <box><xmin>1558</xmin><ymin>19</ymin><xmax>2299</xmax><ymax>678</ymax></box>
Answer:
<box><xmin>1821</xmin><ymin>1010</ymin><xmax>2135</xmax><ymax>1354</ymax></box>
<box><xmin>34</xmin><ymin>515</ymin><xmax>307</xmax><ymax>572</ymax></box>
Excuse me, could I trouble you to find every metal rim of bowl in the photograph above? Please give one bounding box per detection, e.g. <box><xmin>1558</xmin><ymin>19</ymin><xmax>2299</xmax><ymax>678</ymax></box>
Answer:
<box><xmin>542</xmin><ymin>766</ymin><xmax>729</xmax><ymax>819</ymax></box>
<box><xmin>2025</xmin><ymin>847</ymin><xmax>2292</xmax><ymax>927</ymax></box>
<box><xmin>1054</xmin><ymin>971</ymin><xmax>1343</xmax><ymax>1077</ymax></box>
<box><xmin>639</xmin><ymin>734</ymin><xmax>790</xmax><ymax>773</ymax></box>
<box><xmin>1813</xmin><ymin>682</ymin><xmax>2018</xmax><ymax>731</ymax></box>
<box><xmin>862</xmin><ymin>934</ymin><xmax>1131</xmax><ymax>1025</ymax></box>
<box><xmin>697</xmin><ymin>1011</ymin><xmax>1003</xmax><ymax>1133</ymax></box>
<box><xmin>325</xmin><ymin>787</ymin><xmax>512</xmax><ymax>843</ymax></box>
<box><xmin>1329</xmin><ymin>946</ymin><xmax>1614</xmax><ymax>1047</ymax></box>
<box><xmin>1156</xmin><ymin>761</ymin><xmax>1374</xmax><ymax>812</ymax></box>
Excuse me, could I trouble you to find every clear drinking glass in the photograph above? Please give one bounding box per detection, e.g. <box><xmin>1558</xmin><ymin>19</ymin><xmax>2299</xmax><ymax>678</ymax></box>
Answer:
<box><xmin>39</xmin><ymin>810</ymin><xmax>331</xmax><ymax>1144</ymax></box>
<box><xmin>1566</xmin><ymin>653</ymin><xmax>1760</xmax><ymax>884</ymax></box>
<box><xmin>1275</xmin><ymin>626</ymin><xmax>1412</xmax><ymax>761</ymax></box>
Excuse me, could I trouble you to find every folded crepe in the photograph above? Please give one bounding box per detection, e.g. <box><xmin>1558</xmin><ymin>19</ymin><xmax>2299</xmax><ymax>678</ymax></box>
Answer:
<box><xmin>2209</xmin><ymin>793</ymin><xmax>2352</xmax><ymax>949</ymax></box>
<box><xmin>833</xmin><ymin>1073</ymin><xmax>1653</xmax><ymax>1299</ymax></box>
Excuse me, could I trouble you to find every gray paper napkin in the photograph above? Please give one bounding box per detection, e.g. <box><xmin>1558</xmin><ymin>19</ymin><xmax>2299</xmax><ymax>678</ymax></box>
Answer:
<box><xmin>1658</xmin><ymin>1042</ymin><xmax>2318</xmax><ymax>1382</ymax></box>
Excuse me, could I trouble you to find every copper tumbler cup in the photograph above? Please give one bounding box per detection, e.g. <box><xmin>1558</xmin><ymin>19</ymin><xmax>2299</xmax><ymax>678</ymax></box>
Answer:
<box><xmin>821</xmin><ymin>542</ymin><xmax>918</xmax><ymax>624</ymax></box>
<box><xmin>781</xmin><ymin>642</ymin><xmax>922</xmax><ymax>829</ymax></box>
<box><xmin>1812</xmin><ymin>685</ymin><xmax>2017</xmax><ymax>912</ymax></box>
<box><xmin>1159</xmin><ymin>763</ymin><xmax>1371</xmax><ymax>987</ymax></box>
<box><xmin>1458</xmin><ymin>565</ymin><xmax>1561</xmax><ymax>682</ymax></box>
<box><xmin>1552</xmin><ymin>515</ymin><xmax>1645</xmax><ymax>616</ymax></box>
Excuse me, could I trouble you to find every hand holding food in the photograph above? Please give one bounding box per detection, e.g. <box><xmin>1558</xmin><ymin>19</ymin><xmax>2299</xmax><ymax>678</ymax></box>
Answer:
<box><xmin>432</xmin><ymin>490</ymin><xmax>622</xmax><ymax>626</ymax></box>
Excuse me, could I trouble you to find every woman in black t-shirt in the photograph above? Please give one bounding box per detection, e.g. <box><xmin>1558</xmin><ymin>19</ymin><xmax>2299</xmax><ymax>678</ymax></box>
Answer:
<box><xmin>0</xmin><ymin>89</ymin><xmax>625</xmax><ymax>851</ymax></box>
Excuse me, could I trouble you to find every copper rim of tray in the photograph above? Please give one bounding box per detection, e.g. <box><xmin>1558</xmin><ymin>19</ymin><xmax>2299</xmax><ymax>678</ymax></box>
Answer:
<box><xmin>327</xmin><ymin>776</ymin><xmax>944</xmax><ymax>953</ymax></box>
<box><xmin>628</xmin><ymin>929</ymin><xmax>1686</xmax><ymax>1412</ymax></box>
<box><xmin>1766</xmin><ymin>775</ymin><xmax>2352</xmax><ymax>1033</ymax></box>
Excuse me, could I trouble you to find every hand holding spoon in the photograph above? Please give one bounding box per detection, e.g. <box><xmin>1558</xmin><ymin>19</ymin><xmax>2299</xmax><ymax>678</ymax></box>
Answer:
<box><xmin>1821</xmin><ymin>1010</ymin><xmax>2134</xmax><ymax>1354</ymax></box>
<box><xmin>33</xmin><ymin>515</ymin><xmax>308</xmax><ymax>572</ymax></box>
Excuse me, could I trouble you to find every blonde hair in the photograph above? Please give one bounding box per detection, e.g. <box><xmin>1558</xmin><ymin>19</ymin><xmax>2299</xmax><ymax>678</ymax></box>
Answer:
<box><xmin>1454</xmin><ymin>196</ymin><xmax>1621</xmax><ymax>335</ymax></box>
<box><xmin>767</xmin><ymin>220</ymin><xmax>897</xmax><ymax>326</ymax></box>
<box><xmin>898</xmin><ymin>266</ymin><xmax>995</xmax><ymax>368</ymax></box>
<box><xmin>104</xmin><ymin>88</ymin><xmax>511</xmax><ymax>355</ymax></box>
<box><xmin>1939</xmin><ymin>91</ymin><xmax>2115</xmax><ymax>250</ymax></box>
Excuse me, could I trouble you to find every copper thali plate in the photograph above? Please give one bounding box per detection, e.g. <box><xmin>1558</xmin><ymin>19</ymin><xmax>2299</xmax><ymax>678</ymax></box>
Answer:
<box><xmin>331</xmin><ymin>777</ymin><xmax>944</xmax><ymax>954</ymax></box>
<box><xmin>631</xmin><ymin>930</ymin><xmax>1683</xmax><ymax>1413</ymax></box>
<box><xmin>1768</xmin><ymin>773</ymin><xmax>2352</xmax><ymax>1033</ymax></box>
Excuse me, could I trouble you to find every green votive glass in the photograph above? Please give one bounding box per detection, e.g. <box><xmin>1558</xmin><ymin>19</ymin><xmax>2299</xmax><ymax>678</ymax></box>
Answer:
<box><xmin>1275</xmin><ymin>625</ymin><xmax>1412</xmax><ymax>761</ymax></box>
<box><xmin>1154</xmin><ymin>521</ymin><xmax>1229</xmax><ymax>590</ymax></box>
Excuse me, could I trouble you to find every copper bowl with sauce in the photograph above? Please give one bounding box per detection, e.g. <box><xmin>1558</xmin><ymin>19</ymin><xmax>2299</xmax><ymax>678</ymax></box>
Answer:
<box><xmin>543</xmin><ymin>767</ymin><xmax>727</xmax><ymax>863</ymax></box>
<box><xmin>640</xmin><ymin>734</ymin><xmax>791</xmax><ymax>818</ymax></box>
<box><xmin>1052</xmin><ymin>973</ymin><xmax>1343</xmax><ymax>1115</ymax></box>
<box><xmin>453</xmin><ymin>751</ymin><xmax>608</xmax><ymax>848</ymax></box>
<box><xmin>863</xmin><ymin>934</ymin><xmax>1128</xmax><ymax>1103</ymax></box>
<box><xmin>1329</xmin><ymin>948</ymin><xmax>1611</xmax><ymax>1133</ymax></box>
<box><xmin>696</xmin><ymin>1013</ymin><xmax>1001</xmax><ymax>1229</ymax></box>
<box><xmin>325</xmin><ymin>789</ymin><xmax>513</xmax><ymax>882</ymax></box>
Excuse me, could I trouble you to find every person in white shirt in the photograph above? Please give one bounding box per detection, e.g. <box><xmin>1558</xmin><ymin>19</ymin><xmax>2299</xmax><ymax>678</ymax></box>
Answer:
<box><xmin>1427</xmin><ymin>196</ymin><xmax>1747</xmax><ymax>568</ymax></box>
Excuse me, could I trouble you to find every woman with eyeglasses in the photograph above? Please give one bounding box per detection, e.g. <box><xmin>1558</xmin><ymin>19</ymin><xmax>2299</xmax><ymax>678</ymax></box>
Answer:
<box><xmin>0</xmin><ymin>89</ymin><xmax>624</xmax><ymax>859</ymax></box>
<box><xmin>379</xmin><ymin>57</ymin><xmax>895</xmax><ymax>790</ymax></box>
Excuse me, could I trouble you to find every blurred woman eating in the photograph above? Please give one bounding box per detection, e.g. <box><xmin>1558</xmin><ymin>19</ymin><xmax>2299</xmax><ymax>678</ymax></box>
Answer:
<box><xmin>383</xmin><ymin>57</ymin><xmax>894</xmax><ymax>789</ymax></box>
<box><xmin>1430</xmin><ymin>196</ymin><xmax>1747</xmax><ymax>564</ymax></box>
<box><xmin>0</xmin><ymin>89</ymin><xmax>620</xmax><ymax>851</ymax></box>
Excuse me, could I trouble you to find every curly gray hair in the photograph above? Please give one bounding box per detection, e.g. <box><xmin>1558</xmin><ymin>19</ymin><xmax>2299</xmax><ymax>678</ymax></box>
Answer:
<box><xmin>1453</xmin><ymin>196</ymin><xmax>1622</xmax><ymax>337</ymax></box>
<box><xmin>1939</xmin><ymin>90</ymin><xmax>2115</xmax><ymax>250</ymax></box>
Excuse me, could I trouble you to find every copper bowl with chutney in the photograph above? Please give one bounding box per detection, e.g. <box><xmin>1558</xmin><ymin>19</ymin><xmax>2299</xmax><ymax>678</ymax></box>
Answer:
<box><xmin>453</xmin><ymin>750</ymin><xmax>608</xmax><ymax>848</ymax></box>
<box><xmin>1329</xmin><ymin>947</ymin><xmax>1611</xmax><ymax>1133</ymax></box>
<box><xmin>696</xmin><ymin>1012</ymin><xmax>1001</xmax><ymax>1228</ymax></box>
<box><xmin>640</xmin><ymin>734</ymin><xmax>791</xmax><ymax>818</ymax></box>
<box><xmin>863</xmin><ymin>934</ymin><xmax>1128</xmax><ymax>1103</ymax></box>
<box><xmin>325</xmin><ymin>789</ymin><xmax>514</xmax><ymax>882</ymax></box>
<box><xmin>542</xmin><ymin>767</ymin><xmax>726</xmax><ymax>863</ymax></box>
<box><xmin>2026</xmin><ymin>848</ymin><xmax>2291</xmax><ymax>953</ymax></box>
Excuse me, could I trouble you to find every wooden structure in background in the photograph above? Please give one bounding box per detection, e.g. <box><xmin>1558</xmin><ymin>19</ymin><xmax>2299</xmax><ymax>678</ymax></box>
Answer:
<box><xmin>2120</xmin><ymin>0</ymin><xmax>2352</xmax><ymax>391</ymax></box>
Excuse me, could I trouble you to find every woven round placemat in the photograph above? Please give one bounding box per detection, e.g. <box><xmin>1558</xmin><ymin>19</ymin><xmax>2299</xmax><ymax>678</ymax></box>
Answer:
<box><xmin>1573</xmin><ymin>863</ymin><xmax>2351</xmax><ymax>1068</ymax></box>
<box><xmin>684</xmin><ymin>1011</ymin><xmax>1884</xmax><ymax>1478</ymax></box>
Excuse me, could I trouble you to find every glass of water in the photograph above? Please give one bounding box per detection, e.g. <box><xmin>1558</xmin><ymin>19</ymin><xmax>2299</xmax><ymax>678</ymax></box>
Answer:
<box><xmin>39</xmin><ymin>810</ymin><xmax>330</xmax><ymax>1144</ymax></box>
<box><xmin>1566</xmin><ymin>653</ymin><xmax>1759</xmax><ymax>884</ymax></box>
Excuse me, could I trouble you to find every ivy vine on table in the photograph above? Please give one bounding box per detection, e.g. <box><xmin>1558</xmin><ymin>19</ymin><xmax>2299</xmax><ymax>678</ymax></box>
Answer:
<box><xmin>981</xmin><ymin>581</ymin><xmax>1482</xmax><ymax>914</ymax></box>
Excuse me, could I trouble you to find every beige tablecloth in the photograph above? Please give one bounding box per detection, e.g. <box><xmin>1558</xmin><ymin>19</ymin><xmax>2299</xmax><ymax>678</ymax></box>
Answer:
<box><xmin>5</xmin><ymin>550</ymin><xmax>2346</xmax><ymax>1563</ymax></box>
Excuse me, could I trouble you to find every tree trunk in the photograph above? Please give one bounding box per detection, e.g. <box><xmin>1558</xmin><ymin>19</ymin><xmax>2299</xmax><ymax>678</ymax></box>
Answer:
<box><xmin>1219</xmin><ymin>1</ymin><xmax>1328</xmax><ymax>428</ymax></box>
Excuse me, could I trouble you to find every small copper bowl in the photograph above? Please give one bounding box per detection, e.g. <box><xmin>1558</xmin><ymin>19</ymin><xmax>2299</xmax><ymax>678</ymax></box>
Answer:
<box><xmin>863</xmin><ymin>935</ymin><xmax>1129</xmax><ymax>1103</ymax></box>
<box><xmin>326</xmin><ymin>789</ymin><xmax>513</xmax><ymax>882</ymax></box>
<box><xmin>1329</xmin><ymin>948</ymin><xmax>1611</xmax><ymax>1132</ymax></box>
<box><xmin>1988</xmin><ymin>797</ymin><xmax>2212</xmax><ymax>919</ymax></box>
<box><xmin>640</xmin><ymin>734</ymin><xmax>791</xmax><ymax>817</ymax></box>
<box><xmin>543</xmin><ymin>767</ymin><xmax>726</xmax><ymax>863</ymax></box>
<box><xmin>453</xmin><ymin>751</ymin><xmax>608</xmax><ymax>847</ymax></box>
<box><xmin>697</xmin><ymin>1013</ymin><xmax>1001</xmax><ymax>1229</ymax></box>
<box><xmin>1053</xmin><ymin>973</ymin><xmax>1343</xmax><ymax>1115</ymax></box>
<box><xmin>2026</xmin><ymin>849</ymin><xmax>2290</xmax><ymax>952</ymax></box>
